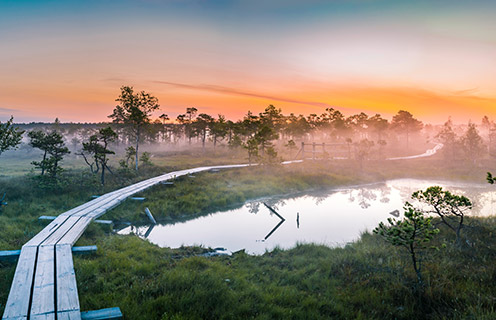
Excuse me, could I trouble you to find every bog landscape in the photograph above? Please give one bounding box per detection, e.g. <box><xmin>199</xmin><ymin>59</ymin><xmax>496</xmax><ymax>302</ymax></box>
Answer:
<box><xmin>1</xmin><ymin>1</ymin><xmax>496</xmax><ymax>320</ymax></box>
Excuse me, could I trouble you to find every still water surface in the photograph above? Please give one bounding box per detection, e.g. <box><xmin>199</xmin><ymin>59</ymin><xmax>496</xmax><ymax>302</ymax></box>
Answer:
<box><xmin>119</xmin><ymin>179</ymin><xmax>496</xmax><ymax>254</ymax></box>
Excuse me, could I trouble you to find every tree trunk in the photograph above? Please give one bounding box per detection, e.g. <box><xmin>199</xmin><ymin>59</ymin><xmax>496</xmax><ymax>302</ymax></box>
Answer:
<box><xmin>406</xmin><ymin>129</ymin><xmax>410</xmax><ymax>151</ymax></box>
<box><xmin>135</xmin><ymin>128</ymin><xmax>140</xmax><ymax>171</ymax></box>
<box><xmin>41</xmin><ymin>151</ymin><xmax>47</xmax><ymax>175</ymax></box>
<box><xmin>410</xmin><ymin>244</ymin><xmax>423</xmax><ymax>287</ymax></box>
<box><xmin>101</xmin><ymin>162</ymin><xmax>106</xmax><ymax>185</ymax></box>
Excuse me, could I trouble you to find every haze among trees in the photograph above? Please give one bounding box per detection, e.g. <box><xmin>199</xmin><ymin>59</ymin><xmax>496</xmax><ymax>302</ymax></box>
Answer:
<box><xmin>2</xmin><ymin>86</ymin><xmax>496</xmax><ymax>319</ymax></box>
<box><xmin>1</xmin><ymin>85</ymin><xmax>493</xmax><ymax>187</ymax></box>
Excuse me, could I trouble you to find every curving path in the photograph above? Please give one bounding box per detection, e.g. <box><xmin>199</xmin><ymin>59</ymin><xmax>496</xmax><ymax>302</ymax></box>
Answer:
<box><xmin>386</xmin><ymin>143</ymin><xmax>443</xmax><ymax>160</ymax></box>
<box><xmin>2</xmin><ymin>163</ymin><xmax>264</xmax><ymax>320</ymax></box>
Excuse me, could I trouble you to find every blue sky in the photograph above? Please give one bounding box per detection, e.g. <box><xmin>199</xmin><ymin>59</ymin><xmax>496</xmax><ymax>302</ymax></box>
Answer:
<box><xmin>1</xmin><ymin>0</ymin><xmax>495</xmax><ymax>123</ymax></box>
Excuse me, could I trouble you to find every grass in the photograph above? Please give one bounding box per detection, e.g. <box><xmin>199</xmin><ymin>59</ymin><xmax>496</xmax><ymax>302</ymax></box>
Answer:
<box><xmin>1</xmin><ymin>149</ymin><xmax>496</xmax><ymax>318</ymax></box>
<box><xmin>70</xmin><ymin>218</ymin><xmax>496</xmax><ymax>319</ymax></box>
<box><xmin>105</xmin><ymin>156</ymin><xmax>496</xmax><ymax>224</ymax></box>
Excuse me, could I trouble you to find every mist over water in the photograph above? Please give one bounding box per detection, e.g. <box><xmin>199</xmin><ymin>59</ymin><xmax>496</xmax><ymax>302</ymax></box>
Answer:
<box><xmin>119</xmin><ymin>179</ymin><xmax>496</xmax><ymax>254</ymax></box>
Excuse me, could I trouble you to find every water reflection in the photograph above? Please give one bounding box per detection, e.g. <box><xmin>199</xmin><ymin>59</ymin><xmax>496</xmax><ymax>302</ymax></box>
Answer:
<box><xmin>119</xmin><ymin>179</ymin><xmax>496</xmax><ymax>254</ymax></box>
<box><xmin>263</xmin><ymin>220</ymin><xmax>285</xmax><ymax>241</ymax></box>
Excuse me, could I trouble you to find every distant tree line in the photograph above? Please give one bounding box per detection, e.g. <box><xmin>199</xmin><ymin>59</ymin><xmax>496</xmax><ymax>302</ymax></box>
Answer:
<box><xmin>1</xmin><ymin>85</ymin><xmax>493</xmax><ymax>188</ymax></box>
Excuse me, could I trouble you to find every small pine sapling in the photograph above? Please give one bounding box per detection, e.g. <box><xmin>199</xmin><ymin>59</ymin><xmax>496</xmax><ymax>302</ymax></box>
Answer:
<box><xmin>411</xmin><ymin>186</ymin><xmax>472</xmax><ymax>245</ymax></box>
<box><xmin>374</xmin><ymin>203</ymin><xmax>439</xmax><ymax>287</ymax></box>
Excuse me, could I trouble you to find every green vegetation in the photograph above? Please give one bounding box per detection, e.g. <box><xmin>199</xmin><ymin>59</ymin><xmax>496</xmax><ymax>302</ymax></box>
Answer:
<box><xmin>0</xmin><ymin>116</ymin><xmax>23</xmax><ymax>156</ymax></box>
<box><xmin>104</xmin><ymin>163</ymin><xmax>358</xmax><ymax>223</ymax></box>
<box><xmin>412</xmin><ymin>186</ymin><xmax>472</xmax><ymax>245</ymax></box>
<box><xmin>70</xmin><ymin>216</ymin><xmax>496</xmax><ymax>320</ymax></box>
<box><xmin>1</xmin><ymin>144</ymin><xmax>496</xmax><ymax>318</ymax></box>
<box><xmin>80</xmin><ymin>126</ymin><xmax>118</xmax><ymax>185</ymax></box>
<box><xmin>28</xmin><ymin>129</ymin><xmax>70</xmax><ymax>184</ymax></box>
<box><xmin>109</xmin><ymin>85</ymin><xmax>160</xmax><ymax>171</ymax></box>
<box><xmin>374</xmin><ymin>203</ymin><xmax>439</xmax><ymax>287</ymax></box>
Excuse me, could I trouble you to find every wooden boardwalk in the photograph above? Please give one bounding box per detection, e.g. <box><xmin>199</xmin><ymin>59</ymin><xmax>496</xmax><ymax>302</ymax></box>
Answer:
<box><xmin>2</xmin><ymin>164</ymin><xmax>254</xmax><ymax>320</ymax></box>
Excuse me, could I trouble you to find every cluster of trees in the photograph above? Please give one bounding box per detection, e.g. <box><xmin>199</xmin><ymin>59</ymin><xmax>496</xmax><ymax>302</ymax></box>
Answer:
<box><xmin>170</xmin><ymin>106</ymin><xmax>424</xmax><ymax>154</ymax></box>
<box><xmin>436</xmin><ymin>119</ymin><xmax>487</xmax><ymax>163</ymax></box>
<box><xmin>1</xmin><ymin>85</ymin><xmax>495</xmax><ymax>188</ymax></box>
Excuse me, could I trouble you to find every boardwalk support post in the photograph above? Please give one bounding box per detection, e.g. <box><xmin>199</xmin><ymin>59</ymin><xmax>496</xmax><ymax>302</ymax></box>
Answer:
<box><xmin>0</xmin><ymin>246</ymin><xmax>97</xmax><ymax>262</ymax></box>
<box><xmin>144</xmin><ymin>207</ymin><xmax>157</xmax><ymax>225</ymax></box>
<box><xmin>39</xmin><ymin>216</ymin><xmax>113</xmax><ymax>225</ymax></box>
<box><xmin>81</xmin><ymin>307</ymin><xmax>123</xmax><ymax>320</ymax></box>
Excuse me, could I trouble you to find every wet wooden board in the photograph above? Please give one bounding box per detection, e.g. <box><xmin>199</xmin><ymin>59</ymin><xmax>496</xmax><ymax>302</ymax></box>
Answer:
<box><xmin>2</xmin><ymin>246</ymin><xmax>37</xmax><ymax>320</ymax></box>
<box><xmin>30</xmin><ymin>245</ymin><xmax>55</xmax><ymax>318</ymax></box>
<box><xmin>57</xmin><ymin>310</ymin><xmax>82</xmax><ymax>320</ymax></box>
<box><xmin>56</xmin><ymin>244</ymin><xmax>80</xmax><ymax>318</ymax></box>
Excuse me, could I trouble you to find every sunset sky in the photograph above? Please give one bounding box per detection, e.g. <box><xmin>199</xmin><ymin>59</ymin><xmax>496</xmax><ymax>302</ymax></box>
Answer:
<box><xmin>1</xmin><ymin>0</ymin><xmax>495</xmax><ymax>124</ymax></box>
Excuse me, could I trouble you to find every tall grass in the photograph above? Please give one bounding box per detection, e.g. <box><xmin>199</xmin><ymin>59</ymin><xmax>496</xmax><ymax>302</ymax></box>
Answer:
<box><xmin>70</xmin><ymin>220</ymin><xmax>496</xmax><ymax>319</ymax></box>
<box><xmin>1</xmin><ymin>154</ymin><xmax>496</xmax><ymax>318</ymax></box>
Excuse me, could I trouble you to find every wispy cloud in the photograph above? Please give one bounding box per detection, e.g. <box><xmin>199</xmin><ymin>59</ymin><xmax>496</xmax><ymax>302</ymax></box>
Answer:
<box><xmin>0</xmin><ymin>107</ymin><xmax>17</xmax><ymax>114</ymax></box>
<box><xmin>152</xmin><ymin>80</ymin><xmax>331</xmax><ymax>109</ymax></box>
<box><xmin>452</xmin><ymin>87</ymin><xmax>479</xmax><ymax>95</ymax></box>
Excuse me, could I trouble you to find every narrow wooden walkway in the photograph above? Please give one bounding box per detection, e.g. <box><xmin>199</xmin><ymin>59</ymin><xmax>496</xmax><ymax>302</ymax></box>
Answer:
<box><xmin>2</xmin><ymin>164</ymin><xmax>254</xmax><ymax>320</ymax></box>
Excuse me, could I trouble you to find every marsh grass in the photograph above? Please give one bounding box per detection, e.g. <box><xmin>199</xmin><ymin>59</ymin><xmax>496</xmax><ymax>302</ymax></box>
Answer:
<box><xmin>70</xmin><ymin>220</ymin><xmax>496</xmax><ymax>320</ymax></box>
<box><xmin>1</xmin><ymin>154</ymin><xmax>496</xmax><ymax>318</ymax></box>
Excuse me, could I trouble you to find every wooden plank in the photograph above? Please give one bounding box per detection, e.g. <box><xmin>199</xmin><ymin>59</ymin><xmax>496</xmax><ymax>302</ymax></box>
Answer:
<box><xmin>43</xmin><ymin>216</ymin><xmax>81</xmax><ymax>246</ymax></box>
<box><xmin>80</xmin><ymin>308</ymin><xmax>122</xmax><ymax>320</ymax></box>
<box><xmin>31</xmin><ymin>314</ymin><xmax>55</xmax><ymax>320</ymax></box>
<box><xmin>0</xmin><ymin>246</ymin><xmax>96</xmax><ymax>261</ymax></box>
<box><xmin>56</xmin><ymin>244</ymin><xmax>80</xmax><ymax>316</ymax></box>
<box><xmin>65</xmin><ymin>194</ymin><xmax>120</xmax><ymax>217</ymax></box>
<box><xmin>25</xmin><ymin>215</ymin><xmax>69</xmax><ymax>247</ymax></box>
<box><xmin>3</xmin><ymin>164</ymin><xmax>265</xmax><ymax>320</ymax></box>
<box><xmin>144</xmin><ymin>208</ymin><xmax>157</xmax><ymax>225</ymax></box>
<box><xmin>3</xmin><ymin>246</ymin><xmax>37</xmax><ymax>319</ymax></box>
<box><xmin>58</xmin><ymin>217</ymin><xmax>93</xmax><ymax>246</ymax></box>
<box><xmin>62</xmin><ymin>189</ymin><xmax>130</xmax><ymax>218</ymax></box>
<box><xmin>30</xmin><ymin>245</ymin><xmax>55</xmax><ymax>318</ymax></box>
<box><xmin>39</xmin><ymin>216</ymin><xmax>56</xmax><ymax>221</ymax></box>
<box><xmin>71</xmin><ymin>183</ymin><xmax>149</xmax><ymax>217</ymax></box>
<box><xmin>57</xmin><ymin>310</ymin><xmax>82</xmax><ymax>320</ymax></box>
<box><xmin>263</xmin><ymin>203</ymin><xmax>286</xmax><ymax>221</ymax></box>
<box><xmin>40</xmin><ymin>216</ymin><xmax>112</xmax><ymax>225</ymax></box>
<box><xmin>0</xmin><ymin>249</ymin><xmax>21</xmax><ymax>261</ymax></box>
<box><xmin>71</xmin><ymin>245</ymin><xmax>97</xmax><ymax>255</ymax></box>
<box><xmin>94</xmin><ymin>220</ymin><xmax>112</xmax><ymax>225</ymax></box>
<box><xmin>60</xmin><ymin>194</ymin><xmax>114</xmax><ymax>217</ymax></box>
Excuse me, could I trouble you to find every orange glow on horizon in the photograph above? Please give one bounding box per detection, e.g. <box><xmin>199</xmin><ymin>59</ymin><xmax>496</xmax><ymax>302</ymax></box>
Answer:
<box><xmin>2</xmin><ymin>81</ymin><xmax>494</xmax><ymax>125</ymax></box>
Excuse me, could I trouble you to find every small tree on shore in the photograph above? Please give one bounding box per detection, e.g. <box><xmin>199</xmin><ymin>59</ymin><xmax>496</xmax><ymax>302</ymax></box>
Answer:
<box><xmin>411</xmin><ymin>186</ymin><xmax>472</xmax><ymax>245</ymax></box>
<box><xmin>374</xmin><ymin>203</ymin><xmax>439</xmax><ymax>287</ymax></box>
<box><xmin>0</xmin><ymin>116</ymin><xmax>24</xmax><ymax>157</ymax></box>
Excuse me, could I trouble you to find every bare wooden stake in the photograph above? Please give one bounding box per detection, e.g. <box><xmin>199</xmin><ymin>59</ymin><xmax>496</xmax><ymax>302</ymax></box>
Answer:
<box><xmin>144</xmin><ymin>207</ymin><xmax>157</xmax><ymax>225</ymax></box>
<box><xmin>263</xmin><ymin>203</ymin><xmax>285</xmax><ymax>221</ymax></box>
